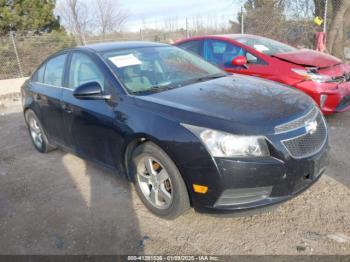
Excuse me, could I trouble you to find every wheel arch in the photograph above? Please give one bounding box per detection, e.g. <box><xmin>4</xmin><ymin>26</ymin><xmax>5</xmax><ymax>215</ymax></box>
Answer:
<box><xmin>23</xmin><ymin>106</ymin><xmax>34</xmax><ymax>121</ymax></box>
<box><xmin>123</xmin><ymin>133</ymin><xmax>170</xmax><ymax>179</ymax></box>
<box><xmin>122</xmin><ymin>134</ymin><xmax>193</xmax><ymax>205</ymax></box>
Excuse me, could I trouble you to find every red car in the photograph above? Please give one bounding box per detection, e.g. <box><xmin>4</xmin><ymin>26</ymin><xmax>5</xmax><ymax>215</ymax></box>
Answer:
<box><xmin>175</xmin><ymin>34</ymin><xmax>350</xmax><ymax>114</ymax></box>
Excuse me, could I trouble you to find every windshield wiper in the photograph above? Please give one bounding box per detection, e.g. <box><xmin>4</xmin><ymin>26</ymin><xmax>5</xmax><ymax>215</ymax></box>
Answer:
<box><xmin>193</xmin><ymin>73</ymin><xmax>227</xmax><ymax>83</ymax></box>
<box><xmin>131</xmin><ymin>84</ymin><xmax>175</xmax><ymax>95</ymax></box>
<box><xmin>152</xmin><ymin>74</ymin><xmax>228</xmax><ymax>90</ymax></box>
<box><xmin>131</xmin><ymin>74</ymin><xmax>227</xmax><ymax>95</ymax></box>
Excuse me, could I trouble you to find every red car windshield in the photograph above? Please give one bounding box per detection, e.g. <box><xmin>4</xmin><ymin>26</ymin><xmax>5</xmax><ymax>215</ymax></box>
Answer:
<box><xmin>235</xmin><ymin>36</ymin><xmax>297</xmax><ymax>56</ymax></box>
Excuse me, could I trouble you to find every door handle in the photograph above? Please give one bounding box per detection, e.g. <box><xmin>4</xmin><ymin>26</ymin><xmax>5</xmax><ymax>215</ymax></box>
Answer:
<box><xmin>62</xmin><ymin>104</ymin><xmax>73</xmax><ymax>114</ymax></box>
<box><xmin>35</xmin><ymin>94</ymin><xmax>42</xmax><ymax>101</ymax></box>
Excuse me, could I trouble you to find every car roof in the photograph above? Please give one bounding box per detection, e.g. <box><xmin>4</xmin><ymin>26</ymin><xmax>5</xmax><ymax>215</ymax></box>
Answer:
<box><xmin>176</xmin><ymin>34</ymin><xmax>263</xmax><ymax>43</ymax></box>
<box><xmin>78</xmin><ymin>41</ymin><xmax>169</xmax><ymax>53</ymax></box>
<box><xmin>214</xmin><ymin>34</ymin><xmax>262</xmax><ymax>40</ymax></box>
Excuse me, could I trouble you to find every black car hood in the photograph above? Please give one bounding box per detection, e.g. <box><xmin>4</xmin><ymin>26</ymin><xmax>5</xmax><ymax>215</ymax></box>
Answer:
<box><xmin>135</xmin><ymin>75</ymin><xmax>313</xmax><ymax>135</ymax></box>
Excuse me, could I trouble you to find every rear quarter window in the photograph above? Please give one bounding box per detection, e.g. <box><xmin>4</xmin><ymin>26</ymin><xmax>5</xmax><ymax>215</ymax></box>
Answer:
<box><xmin>35</xmin><ymin>64</ymin><xmax>46</xmax><ymax>82</ymax></box>
<box><xmin>31</xmin><ymin>63</ymin><xmax>45</xmax><ymax>83</ymax></box>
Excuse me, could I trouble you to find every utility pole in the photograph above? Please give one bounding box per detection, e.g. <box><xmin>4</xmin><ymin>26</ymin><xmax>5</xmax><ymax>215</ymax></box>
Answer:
<box><xmin>241</xmin><ymin>6</ymin><xmax>244</xmax><ymax>34</ymax></box>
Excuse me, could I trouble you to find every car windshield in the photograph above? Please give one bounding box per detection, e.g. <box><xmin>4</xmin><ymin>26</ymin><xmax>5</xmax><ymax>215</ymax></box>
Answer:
<box><xmin>235</xmin><ymin>36</ymin><xmax>297</xmax><ymax>56</ymax></box>
<box><xmin>103</xmin><ymin>45</ymin><xmax>226</xmax><ymax>95</ymax></box>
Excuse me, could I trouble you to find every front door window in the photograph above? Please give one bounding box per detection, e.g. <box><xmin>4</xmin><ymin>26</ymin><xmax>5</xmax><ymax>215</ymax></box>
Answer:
<box><xmin>203</xmin><ymin>40</ymin><xmax>245</xmax><ymax>68</ymax></box>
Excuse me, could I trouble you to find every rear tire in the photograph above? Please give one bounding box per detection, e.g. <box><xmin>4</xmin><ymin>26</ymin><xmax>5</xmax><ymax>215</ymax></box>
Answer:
<box><xmin>130</xmin><ymin>142</ymin><xmax>190</xmax><ymax>219</ymax></box>
<box><xmin>25</xmin><ymin>109</ymin><xmax>56</xmax><ymax>153</ymax></box>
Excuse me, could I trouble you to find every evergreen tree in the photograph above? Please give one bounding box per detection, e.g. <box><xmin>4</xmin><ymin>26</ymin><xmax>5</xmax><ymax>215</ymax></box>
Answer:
<box><xmin>0</xmin><ymin>0</ymin><xmax>61</xmax><ymax>35</ymax></box>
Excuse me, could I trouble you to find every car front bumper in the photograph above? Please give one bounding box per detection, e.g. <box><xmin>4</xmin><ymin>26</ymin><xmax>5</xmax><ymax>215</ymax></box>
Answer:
<box><xmin>180</xmin><ymin>142</ymin><xmax>329</xmax><ymax>214</ymax></box>
<box><xmin>294</xmin><ymin>81</ymin><xmax>350</xmax><ymax>115</ymax></box>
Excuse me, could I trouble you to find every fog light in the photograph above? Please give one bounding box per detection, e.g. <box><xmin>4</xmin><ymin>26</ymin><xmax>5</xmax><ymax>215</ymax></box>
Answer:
<box><xmin>193</xmin><ymin>184</ymin><xmax>208</xmax><ymax>194</ymax></box>
<box><xmin>320</xmin><ymin>94</ymin><xmax>328</xmax><ymax>108</ymax></box>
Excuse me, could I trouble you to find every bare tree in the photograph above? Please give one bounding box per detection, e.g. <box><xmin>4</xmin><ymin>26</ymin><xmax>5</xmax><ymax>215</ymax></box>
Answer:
<box><xmin>94</xmin><ymin>0</ymin><xmax>128</xmax><ymax>39</ymax></box>
<box><xmin>327</xmin><ymin>0</ymin><xmax>350</xmax><ymax>59</ymax></box>
<box><xmin>163</xmin><ymin>16</ymin><xmax>179</xmax><ymax>32</ymax></box>
<box><xmin>56</xmin><ymin>0</ymin><xmax>90</xmax><ymax>45</ymax></box>
<box><xmin>314</xmin><ymin>0</ymin><xmax>350</xmax><ymax>59</ymax></box>
<box><xmin>285</xmin><ymin>0</ymin><xmax>313</xmax><ymax>18</ymax></box>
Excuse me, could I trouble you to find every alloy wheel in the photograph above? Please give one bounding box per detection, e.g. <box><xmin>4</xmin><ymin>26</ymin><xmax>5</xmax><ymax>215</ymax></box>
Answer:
<box><xmin>136</xmin><ymin>156</ymin><xmax>173</xmax><ymax>209</ymax></box>
<box><xmin>29</xmin><ymin>117</ymin><xmax>43</xmax><ymax>149</ymax></box>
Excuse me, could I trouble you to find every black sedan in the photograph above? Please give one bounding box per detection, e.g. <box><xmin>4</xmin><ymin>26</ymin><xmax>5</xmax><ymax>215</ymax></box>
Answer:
<box><xmin>21</xmin><ymin>42</ymin><xmax>329</xmax><ymax>219</ymax></box>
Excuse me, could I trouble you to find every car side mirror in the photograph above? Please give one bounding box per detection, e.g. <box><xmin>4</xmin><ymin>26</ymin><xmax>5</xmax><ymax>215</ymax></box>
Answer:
<box><xmin>73</xmin><ymin>81</ymin><xmax>111</xmax><ymax>100</ymax></box>
<box><xmin>231</xmin><ymin>56</ymin><xmax>248</xmax><ymax>68</ymax></box>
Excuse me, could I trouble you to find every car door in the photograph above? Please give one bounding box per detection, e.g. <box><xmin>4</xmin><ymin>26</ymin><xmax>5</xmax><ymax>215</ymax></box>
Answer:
<box><xmin>29</xmin><ymin>53</ymin><xmax>68</xmax><ymax>144</ymax></box>
<box><xmin>202</xmin><ymin>39</ymin><xmax>274</xmax><ymax>79</ymax></box>
<box><xmin>61</xmin><ymin>51</ymin><xmax>123</xmax><ymax>167</ymax></box>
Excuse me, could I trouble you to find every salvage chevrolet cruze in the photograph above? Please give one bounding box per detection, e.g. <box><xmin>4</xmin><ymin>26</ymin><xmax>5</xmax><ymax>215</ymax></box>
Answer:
<box><xmin>22</xmin><ymin>42</ymin><xmax>329</xmax><ymax>219</ymax></box>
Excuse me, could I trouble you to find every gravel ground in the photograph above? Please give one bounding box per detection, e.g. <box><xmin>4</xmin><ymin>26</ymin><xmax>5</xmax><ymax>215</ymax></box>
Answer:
<box><xmin>0</xmin><ymin>96</ymin><xmax>349</xmax><ymax>255</ymax></box>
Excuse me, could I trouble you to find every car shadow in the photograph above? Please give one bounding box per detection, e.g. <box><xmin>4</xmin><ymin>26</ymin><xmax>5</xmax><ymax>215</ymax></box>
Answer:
<box><xmin>1</xmin><ymin>108</ymin><xmax>350</xmax><ymax>255</ymax></box>
<box><xmin>324</xmin><ymin>112</ymin><xmax>350</xmax><ymax>189</ymax></box>
<box><xmin>0</xmin><ymin>111</ymin><xmax>144</xmax><ymax>254</ymax></box>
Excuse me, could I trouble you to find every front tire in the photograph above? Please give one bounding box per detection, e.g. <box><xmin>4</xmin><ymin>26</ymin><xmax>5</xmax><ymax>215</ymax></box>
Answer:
<box><xmin>25</xmin><ymin>110</ymin><xmax>56</xmax><ymax>153</ymax></box>
<box><xmin>130</xmin><ymin>142</ymin><xmax>190</xmax><ymax>219</ymax></box>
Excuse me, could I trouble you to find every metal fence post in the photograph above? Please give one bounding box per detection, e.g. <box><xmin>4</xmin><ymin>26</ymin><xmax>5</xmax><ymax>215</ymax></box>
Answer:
<box><xmin>10</xmin><ymin>31</ymin><xmax>24</xmax><ymax>78</ymax></box>
<box><xmin>140</xmin><ymin>28</ymin><xmax>143</xmax><ymax>40</ymax></box>
<box><xmin>186</xmin><ymin>17</ymin><xmax>190</xmax><ymax>38</ymax></box>
<box><xmin>323</xmin><ymin>0</ymin><xmax>328</xmax><ymax>33</ymax></box>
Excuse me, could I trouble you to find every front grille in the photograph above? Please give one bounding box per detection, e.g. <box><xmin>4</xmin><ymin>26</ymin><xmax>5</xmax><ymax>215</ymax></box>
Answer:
<box><xmin>275</xmin><ymin>107</ymin><xmax>318</xmax><ymax>134</ymax></box>
<box><xmin>281</xmin><ymin>111</ymin><xmax>327</xmax><ymax>158</ymax></box>
<box><xmin>328</xmin><ymin>73</ymin><xmax>350</xmax><ymax>84</ymax></box>
<box><xmin>329</xmin><ymin>75</ymin><xmax>346</xmax><ymax>83</ymax></box>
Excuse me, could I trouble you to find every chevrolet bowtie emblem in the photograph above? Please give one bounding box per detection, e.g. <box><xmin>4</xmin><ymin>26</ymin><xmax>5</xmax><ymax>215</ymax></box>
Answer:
<box><xmin>305</xmin><ymin>120</ymin><xmax>318</xmax><ymax>134</ymax></box>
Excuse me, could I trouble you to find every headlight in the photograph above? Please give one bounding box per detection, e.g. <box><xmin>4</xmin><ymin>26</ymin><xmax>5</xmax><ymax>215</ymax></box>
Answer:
<box><xmin>320</xmin><ymin>94</ymin><xmax>328</xmax><ymax>108</ymax></box>
<box><xmin>182</xmin><ymin>124</ymin><xmax>270</xmax><ymax>157</ymax></box>
<box><xmin>292</xmin><ymin>68</ymin><xmax>331</xmax><ymax>83</ymax></box>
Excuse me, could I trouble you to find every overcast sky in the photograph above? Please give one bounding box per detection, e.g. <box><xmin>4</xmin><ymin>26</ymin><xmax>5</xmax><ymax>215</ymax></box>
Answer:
<box><xmin>55</xmin><ymin>0</ymin><xmax>243</xmax><ymax>32</ymax></box>
<box><xmin>121</xmin><ymin>0</ymin><xmax>241</xmax><ymax>30</ymax></box>
<box><xmin>121</xmin><ymin>0</ymin><xmax>237</xmax><ymax>18</ymax></box>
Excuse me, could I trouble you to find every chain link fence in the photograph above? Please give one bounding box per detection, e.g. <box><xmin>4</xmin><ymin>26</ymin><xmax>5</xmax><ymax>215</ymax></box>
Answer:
<box><xmin>0</xmin><ymin>32</ymin><xmax>76</xmax><ymax>80</ymax></box>
<box><xmin>0</xmin><ymin>0</ymin><xmax>348</xmax><ymax>81</ymax></box>
<box><xmin>0</xmin><ymin>35</ymin><xmax>22</xmax><ymax>80</ymax></box>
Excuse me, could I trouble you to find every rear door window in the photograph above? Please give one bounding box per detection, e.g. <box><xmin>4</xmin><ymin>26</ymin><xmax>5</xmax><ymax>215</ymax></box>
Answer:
<box><xmin>43</xmin><ymin>54</ymin><xmax>67</xmax><ymax>86</ymax></box>
<box><xmin>177</xmin><ymin>40</ymin><xmax>202</xmax><ymax>56</ymax></box>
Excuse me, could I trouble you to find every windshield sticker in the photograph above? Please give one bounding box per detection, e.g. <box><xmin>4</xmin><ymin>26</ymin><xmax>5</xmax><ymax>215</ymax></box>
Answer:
<box><xmin>253</xmin><ymin>44</ymin><xmax>270</xmax><ymax>52</ymax></box>
<box><xmin>109</xmin><ymin>54</ymin><xmax>142</xmax><ymax>68</ymax></box>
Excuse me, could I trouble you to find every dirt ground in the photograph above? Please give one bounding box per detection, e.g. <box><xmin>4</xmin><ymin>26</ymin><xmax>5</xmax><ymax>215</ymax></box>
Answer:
<box><xmin>0</xmin><ymin>95</ymin><xmax>349</xmax><ymax>255</ymax></box>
